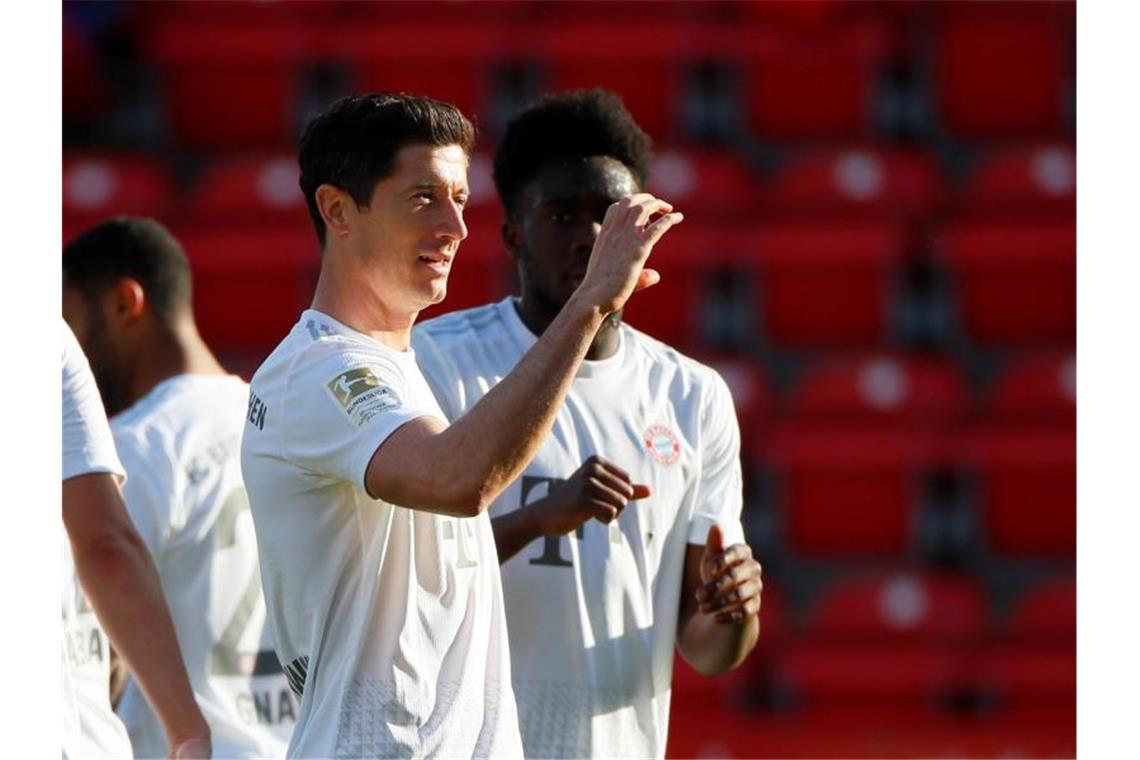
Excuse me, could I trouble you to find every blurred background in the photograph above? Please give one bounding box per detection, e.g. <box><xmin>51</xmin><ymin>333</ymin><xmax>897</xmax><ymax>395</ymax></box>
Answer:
<box><xmin>62</xmin><ymin>0</ymin><xmax>1076</xmax><ymax>757</ymax></box>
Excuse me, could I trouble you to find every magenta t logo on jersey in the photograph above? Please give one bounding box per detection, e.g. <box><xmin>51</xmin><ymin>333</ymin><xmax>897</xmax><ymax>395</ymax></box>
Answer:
<box><xmin>643</xmin><ymin>425</ymin><xmax>681</xmax><ymax>465</ymax></box>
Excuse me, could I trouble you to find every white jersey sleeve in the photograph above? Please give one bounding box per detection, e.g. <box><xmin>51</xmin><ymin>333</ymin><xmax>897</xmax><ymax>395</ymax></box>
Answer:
<box><xmin>62</xmin><ymin>320</ymin><xmax>123</xmax><ymax>482</ymax></box>
<box><xmin>280</xmin><ymin>344</ymin><xmax>444</xmax><ymax>489</ymax></box>
<box><xmin>686</xmin><ymin>369</ymin><xmax>746</xmax><ymax>548</ymax></box>
<box><xmin>112</xmin><ymin>432</ymin><xmax>173</xmax><ymax>557</ymax></box>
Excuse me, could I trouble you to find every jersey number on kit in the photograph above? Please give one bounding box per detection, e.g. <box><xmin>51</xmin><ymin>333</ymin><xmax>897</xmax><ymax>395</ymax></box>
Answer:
<box><xmin>208</xmin><ymin>489</ymin><xmax>283</xmax><ymax>677</ymax></box>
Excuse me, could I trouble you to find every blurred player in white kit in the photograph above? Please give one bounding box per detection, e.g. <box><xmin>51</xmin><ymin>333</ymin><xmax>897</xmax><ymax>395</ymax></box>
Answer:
<box><xmin>239</xmin><ymin>92</ymin><xmax>681</xmax><ymax>757</ymax></box>
<box><xmin>414</xmin><ymin>89</ymin><xmax>763</xmax><ymax>758</ymax></box>
<box><xmin>62</xmin><ymin>315</ymin><xmax>211</xmax><ymax>759</ymax></box>
<box><xmin>64</xmin><ymin>218</ymin><xmax>295</xmax><ymax>757</ymax></box>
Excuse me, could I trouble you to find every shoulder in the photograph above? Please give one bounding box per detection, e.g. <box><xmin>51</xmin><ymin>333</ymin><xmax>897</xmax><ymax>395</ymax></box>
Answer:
<box><xmin>622</xmin><ymin>324</ymin><xmax>729</xmax><ymax>398</ymax></box>
<box><xmin>413</xmin><ymin>302</ymin><xmax>506</xmax><ymax>349</ymax></box>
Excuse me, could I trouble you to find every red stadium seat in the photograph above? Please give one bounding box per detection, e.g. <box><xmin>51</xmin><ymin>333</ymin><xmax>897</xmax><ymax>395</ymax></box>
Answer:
<box><xmin>172</xmin><ymin>224</ymin><xmax>320</xmax><ymax>353</ymax></box>
<box><xmin>934</xmin><ymin>221</ymin><xmax>1075</xmax><ymax>345</ymax></box>
<box><xmin>807</xmin><ymin>572</ymin><xmax>988</xmax><ymax>642</ymax></box>
<box><xmin>933</xmin><ymin>2</ymin><xmax>1073</xmax><ymax>137</ymax></box>
<box><xmin>182</xmin><ymin>153</ymin><xmax>306</xmax><ymax>226</ymax></box>
<box><xmin>737</xmin><ymin>21</ymin><xmax>896</xmax><ymax>140</ymax></box>
<box><xmin>788</xmin><ymin>353</ymin><xmax>969</xmax><ymax>424</ymax></box>
<box><xmin>951</xmin><ymin>427</ymin><xmax>1075</xmax><ymax>557</ymax></box>
<box><xmin>1008</xmin><ymin>576</ymin><xmax>1075</xmax><ymax>642</ymax></box>
<box><xmin>985</xmin><ymin>353</ymin><xmax>1075</xmax><ymax>427</ymax></box>
<box><xmin>766</xmin><ymin>426</ymin><xmax>937</xmax><ymax>556</ymax></box>
<box><xmin>778</xmin><ymin>642</ymin><xmax>966</xmax><ymax>703</ymax></box>
<box><xmin>329</xmin><ymin>25</ymin><xmax>521</xmax><ymax>131</ymax></box>
<box><xmin>958</xmin><ymin>144</ymin><xmax>1075</xmax><ymax>217</ymax></box>
<box><xmin>64</xmin><ymin>154</ymin><xmax>174</xmax><ymax>233</ymax></box>
<box><xmin>646</xmin><ymin>148</ymin><xmax>763</xmax><ymax>219</ymax></box>
<box><xmin>145</xmin><ymin>23</ymin><xmax>315</xmax><ymax>149</ymax></box>
<box><xmin>535</xmin><ymin>24</ymin><xmax>693</xmax><ymax>141</ymax></box>
<box><xmin>762</xmin><ymin>147</ymin><xmax>944</xmax><ymax>220</ymax></box>
<box><xmin>747</xmin><ymin>221</ymin><xmax>907</xmax><ymax>347</ymax></box>
<box><xmin>968</xmin><ymin>644</ymin><xmax>1075</xmax><ymax>705</ymax></box>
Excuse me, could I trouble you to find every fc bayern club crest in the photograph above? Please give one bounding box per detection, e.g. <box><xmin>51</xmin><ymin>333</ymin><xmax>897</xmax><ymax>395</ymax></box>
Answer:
<box><xmin>643</xmin><ymin>425</ymin><xmax>681</xmax><ymax>465</ymax></box>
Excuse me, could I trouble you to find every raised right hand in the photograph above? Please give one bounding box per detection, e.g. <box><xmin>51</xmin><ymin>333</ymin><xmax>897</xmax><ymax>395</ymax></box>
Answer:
<box><xmin>534</xmin><ymin>455</ymin><xmax>652</xmax><ymax>537</ymax></box>
<box><xmin>577</xmin><ymin>193</ymin><xmax>683</xmax><ymax>315</ymax></box>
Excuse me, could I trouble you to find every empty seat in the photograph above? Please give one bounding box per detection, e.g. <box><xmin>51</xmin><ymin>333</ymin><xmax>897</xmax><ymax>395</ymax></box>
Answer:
<box><xmin>173</xmin><ymin>224</ymin><xmax>319</xmax><ymax>353</ymax></box>
<box><xmin>146</xmin><ymin>22</ymin><xmax>315</xmax><ymax>149</ymax></box>
<box><xmin>748</xmin><ymin>221</ymin><xmax>906</xmax><ymax>347</ymax></box>
<box><xmin>766</xmin><ymin>426</ymin><xmax>937</xmax><ymax>556</ymax></box>
<box><xmin>64</xmin><ymin>154</ymin><xmax>174</xmax><ymax>233</ymax></box>
<box><xmin>1007</xmin><ymin>576</ymin><xmax>1075</xmax><ymax>642</ymax></box>
<box><xmin>646</xmin><ymin>148</ymin><xmax>763</xmax><ymax>219</ymax></box>
<box><xmin>762</xmin><ymin>147</ymin><xmax>944</xmax><ymax>220</ymax></box>
<box><xmin>182</xmin><ymin>153</ymin><xmax>306</xmax><ymax>226</ymax></box>
<box><xmin>738</xmin><ymin>21</ymin><xmax>895</xmax><ymax>140</ymax></box>
<box><xmin>788</xmin><ymin>353</ymin><xmax>969</xmax><ymax>424</ymax></box>
<box><xmin>968</xmin><ymin>644</ymin><xmax>1075</xmax><ymax>705</ymax></box>
<box><xmin>958</xmin><ymin>144</ymin><xmax>1075</xmax><ymax>217</ymax></box>
<box><xmin>778</xmin><ymin>642</ymin><xmax>965</xmax><ymax>702</ymax></box>
<box><xmin>933</xmin><ymin>2</ymin><xmax>1073</xmax><ymax>137</ymax></box>
<box><xmin>934</xmin><ymin>221</ymin><xmax>1075</xmax><ymax>345</ymax></box>
<box><xmin>807</xmin><ymin>572</ymin><xmax>988</xmax><ymax>642</ymax></box>
<box><xmin>952</xmin><ymin>427</ymin><xmax>1075</xmax><ymax>557</ymax></box>
<box><xmin>985</xmin><ymin>353</ymin><xmax>1075</xmax><ymax>426</ymax></box>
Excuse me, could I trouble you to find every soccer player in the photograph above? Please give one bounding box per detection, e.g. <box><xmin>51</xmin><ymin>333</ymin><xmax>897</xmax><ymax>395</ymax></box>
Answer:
<box><xmin>62</xmin><ymin>319</ymin><xmax>211</xmax><ymax>759</ymax></box>
<box><xmin>239</xmin><ymin>92</ymin><xmax>681</xmax><ymax>758</ymax></box>
<box><xmin>63</xmin><ymin>218</ymin><xmax>296</xmax><ymax>757</ymax></box>
<box><xmin>412</xmin><ymin>89</ymin><xmax>762</xmax><ymax>758</ymax></box>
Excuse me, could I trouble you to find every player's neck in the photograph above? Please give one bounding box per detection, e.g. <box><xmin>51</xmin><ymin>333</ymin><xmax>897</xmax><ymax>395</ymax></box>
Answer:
<box><xmin>127</xmin><ymin>320</ymin><xmax>227</xmax><ymax>407</ymax></box>
<box><xmin>514</xmin><ymin>295</ymin><xmax>621</xmax><ymax>361</ymax></box>
<box><xmin>311</xmin><ymin>253</ymin><xmax>415</xmax><ymax>351</ymax></box>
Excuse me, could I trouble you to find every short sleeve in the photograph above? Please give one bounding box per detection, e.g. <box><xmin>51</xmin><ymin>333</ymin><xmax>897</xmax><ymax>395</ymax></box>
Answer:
<box><xmin>112</xmin><ymin>429</ymin><xmax>174</xmax><ymax>557</ymax></box>
<box><xmin>280</xmin><ymin>345</ymin><xmax>442</xmax><ymax>491</ymax></box>
<box><xmin>411</xmin><ymin>327</ymin><xmax>466</xmax><ymax>422</ymax></box>
<box><xmin>687</xmin><ymin>369</ymin><xmax>746</xmax><ymax>547</ymax></box>
<box><xmin>61</xmin><ymin>320</ymin><xmax>124</xmax><ymax>482</ymax></box>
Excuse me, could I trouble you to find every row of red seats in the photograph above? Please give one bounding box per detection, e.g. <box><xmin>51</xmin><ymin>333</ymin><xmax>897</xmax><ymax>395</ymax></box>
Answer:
<box><xmin>704</xmin><ymin>353</ymin><xmax>1074</xmax><ymax>559</ymax></box>
<box><xmin>64</xmin><ymin>3</ymin><xmax>1073</xmax><ymax>146</ymax></box>
<box><xmin>62</xmin><ymin>145</ymin><xmax>1076</xmax><ymax>227</ymax></box>
<box><xmin>668</xmin><ymin>570</ymin><xmax>1075</xmax><ymax>756</ymax></box>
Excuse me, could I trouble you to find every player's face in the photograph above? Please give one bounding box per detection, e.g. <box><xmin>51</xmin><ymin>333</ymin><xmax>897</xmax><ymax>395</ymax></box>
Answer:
<box><xmin>62</xmin><ymin>285</ymin><xmax>132</xmax><ymax>416</ymax></box>
<box><xmin>350</xmin><ymin>143</ymin><xmax>469</xmax><ymax>315</ymax></box>
<box><xmin>509</xmin><ymin>156</ymin><xmax>639</xmax><ymax>311</ymax></box>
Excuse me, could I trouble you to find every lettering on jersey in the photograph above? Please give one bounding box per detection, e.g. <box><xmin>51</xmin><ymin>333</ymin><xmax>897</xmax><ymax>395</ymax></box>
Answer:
<box><xmin>643</xmin><ymin>424</ymin><xmax>681</xmax><ymax>465</ymax></box>
<box><xmin>521</xmin><ymin>476</ymin><xmax>582</xmax><ymax>568</ymax></box>
<box><xmin>325</xmin><ymin>367</ymin><xmax>400</xmax><ymax>426</ymax></box>
<box><xmin>235</xmin><ymin>688</ymin><xmax>298</xmax><ymax>726</ymax></box>
<box><xmin>305</xmin><ymin>319</ymin><xmax>334</xmax><ymax>341</ymax></box>
<box><xmin>283</xmin><ymin>656</ymin><xmax>309</xmax><ymax>698</ymax></box>
<box><xmin>186</xmin><ymin>433</ymin><xmax>241</xmax><ymax>485</ymax></box>
<box><xmin>247</xmin><ymin>392</ymin><xmax>268</xmax><ymax>431</ymax></box>
<box><xmin>64</xmin><ymin>625</ymin><xmax>105</xmax><ymax>667</ymax></box>
<box><xmin>441</xmin><ymin>518</ymin><xmax>479</xmax><ymax>568</ymax></box>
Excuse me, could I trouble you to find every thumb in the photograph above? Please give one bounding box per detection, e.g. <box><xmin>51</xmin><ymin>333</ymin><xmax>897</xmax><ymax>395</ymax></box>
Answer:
<box><xmin>631</xmin><ymin>483</ymin><xmax>652</xmax><ymax>500</ymax></box>
<box><xmin>633</xmin><ymin>268</ymin><xmax>660</xmax><ymax>292</ymax></box>
<box><xmin>705</xmin><ymin>523</ymin><xmax>725</xmax><ymax>555</ymax></box>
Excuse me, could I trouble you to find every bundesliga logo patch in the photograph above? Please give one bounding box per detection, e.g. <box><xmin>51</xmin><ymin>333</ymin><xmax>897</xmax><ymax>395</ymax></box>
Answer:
<box><xmin>643</xmin><ymin>425</ymin><xmax>681</xmax><ymax>465</ymax></box>
<box><xmin>326</xmin><ymin>367</ymin><xmax>400</xmax><ymax>426</ymax></box>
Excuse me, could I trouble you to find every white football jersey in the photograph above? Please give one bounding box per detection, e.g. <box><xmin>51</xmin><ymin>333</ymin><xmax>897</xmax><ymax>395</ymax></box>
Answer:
<box><xmin>61</xmin><ymin>320</ymin><xmax>133</xmax><ymax>760</ymax></box>
<box><xmin>240</xmin><ymin>309</ymin><xmax>522</xmax><ymax>759</ymax></box>
<box><xmin>112</xmin><ymin>374</ymin><xmax>296</xmax><ymax>759</ymax></box>
<box><xmin>413</xmin><ymin>298</ymin><xmax>745</xmax><ymax>759</ymax></box>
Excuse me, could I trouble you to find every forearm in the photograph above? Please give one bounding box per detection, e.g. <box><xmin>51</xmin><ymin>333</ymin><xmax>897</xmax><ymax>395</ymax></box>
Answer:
<box><xmin>677</xmin><ymin>611</ymin><xmax>760</xmax><ymax>676</ymax></box>
<box><xmin>491</xmin><ymin>504</ymin><xmax>549</xmax><ymax>563</ymax></box>
<box><xmin>73</xmin><ymin>531</ymin><xmax>207</xmax><ymax>742</ymax></box>
<box><xmin>432</xmin><ymin>295</ymin><xmax>604</xmax><ymax>510</ymax></box>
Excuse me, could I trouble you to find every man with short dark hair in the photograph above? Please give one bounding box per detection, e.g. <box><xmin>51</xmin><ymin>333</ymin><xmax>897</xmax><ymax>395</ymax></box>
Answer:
<box><xmin>413</xmin><ymin>89</ymin><xmax>761</xmax><ymax>758</ymax></box>
<box><xmin>63</xmin><ymin>217</ymin><xmax>296</xmax><ymax>757</ymax></box>
<box><xmin>240</xmin><ymin>92</ymin><xmax>682</xmax><ymax>757</ymax></box>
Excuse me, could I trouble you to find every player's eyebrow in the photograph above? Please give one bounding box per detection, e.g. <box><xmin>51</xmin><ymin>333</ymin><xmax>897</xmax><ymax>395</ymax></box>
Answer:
<box><xmin>406</xmin><ymin>181</ymin><xmax>469</xmax><ymax>195</ymax></box>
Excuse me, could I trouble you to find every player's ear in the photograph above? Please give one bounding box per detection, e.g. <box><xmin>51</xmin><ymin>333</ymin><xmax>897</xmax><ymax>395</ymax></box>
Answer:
<box><xmin>502</xmin><ymin>219</ymin><xmax>523</xmax><ymax>260</ymax></box>
<box><xmin>111</xmin><ymin>277</ymin><xmax>146</xmax><ymax>323</ymax></box>
<box><xmin>316</xmin><ymin>183</ymin><xmax>353</xmax><ymax>242</ymax></box>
